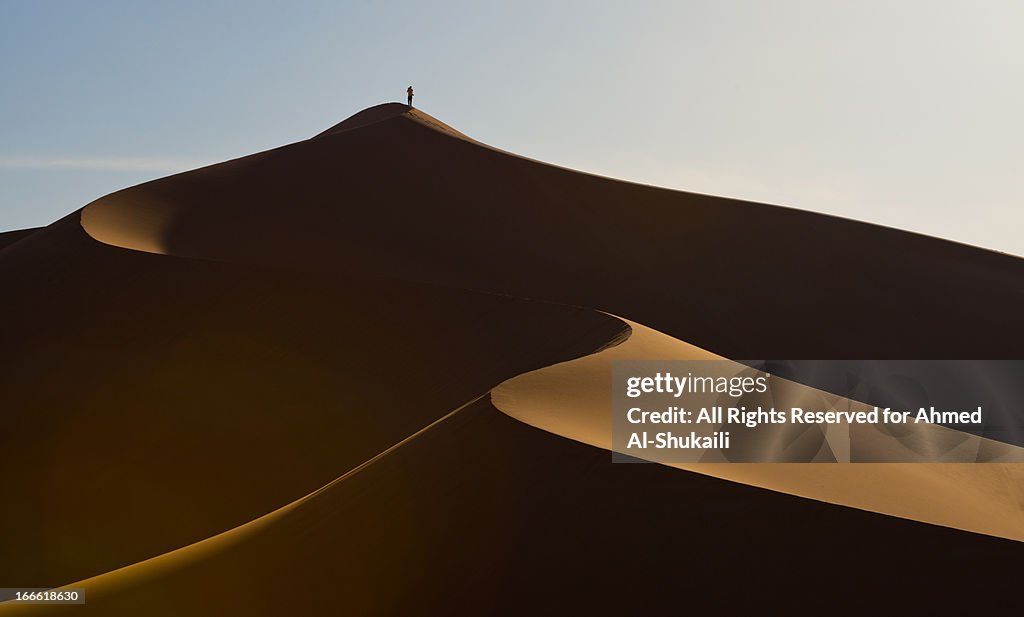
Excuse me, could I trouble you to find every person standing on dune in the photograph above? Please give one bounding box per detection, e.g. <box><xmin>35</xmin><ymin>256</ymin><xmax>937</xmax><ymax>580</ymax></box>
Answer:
<box><xmin>407</xmin><ymin>85</ymin><xmax>414</xmax><ymax>107</ymax></box>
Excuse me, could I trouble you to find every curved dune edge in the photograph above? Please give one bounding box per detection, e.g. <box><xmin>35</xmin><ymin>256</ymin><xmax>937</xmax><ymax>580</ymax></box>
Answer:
<box><xmin>491</xmin><ymin>317</ymin><xmax>1024</xmax><ymax>543</ymax></box>
<box><xmin>80</xmin><ymin>189</ymin><xmax>173</xmax><ymax>255</ymax></box>
<box><xmin>0</xmin><ymin>396</ymin><xmax>486</xmax><ymax>616</ymax></box>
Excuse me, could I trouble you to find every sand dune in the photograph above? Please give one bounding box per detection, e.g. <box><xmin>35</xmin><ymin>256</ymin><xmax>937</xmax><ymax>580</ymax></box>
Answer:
<box><xmin>3</xmin><ymin>103</ymin><xmax>1023</xmax><ymax>614</ymax></box>
<box><xmin>80</xmin><ymin>103</ymin><xmax>1024</xmax><ymax>362</ymax></box>
<box><xmin>0</xmin><ymin>216</ymin><xmax>625</xmax><ymax>589</ymax></box>
<box><xmin>5</xmin><ymin>402</ymin><xmax>1023</xmax><ymax>615</ymax></box>
<box><xmin>493</xmin><ymin>317</ymin><xmax>1024</xmax><ymax>542</ymax></box>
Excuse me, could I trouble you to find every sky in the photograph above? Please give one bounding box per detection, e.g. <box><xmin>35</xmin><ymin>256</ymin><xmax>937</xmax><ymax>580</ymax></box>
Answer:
<box><xmin>2</xmin><ymin>0</ymin><xmax>1022</xmax><ymax>254</ymax></box>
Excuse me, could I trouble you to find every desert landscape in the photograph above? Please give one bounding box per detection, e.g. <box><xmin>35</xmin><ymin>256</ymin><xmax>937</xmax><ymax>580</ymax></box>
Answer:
<box><xmin>2</xmin><ymin>103</ymin><xmax>1022</xmax><ymax>615</ymax></box>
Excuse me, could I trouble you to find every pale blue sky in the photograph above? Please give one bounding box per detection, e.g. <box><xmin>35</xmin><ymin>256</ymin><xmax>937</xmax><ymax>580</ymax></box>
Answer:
<box><xmin>2</xmin><ymin>1</ymin><xmax>1022</xmax><ymax>254</ymax></box>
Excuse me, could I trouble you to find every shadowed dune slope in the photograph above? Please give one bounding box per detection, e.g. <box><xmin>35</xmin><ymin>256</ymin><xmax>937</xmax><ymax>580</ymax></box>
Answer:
<box><xmin>81</xmin><ymin>105</ymin><xmax>1024</xmax><ymax>359</ymax></box>
<box><xmin>0</xmin><ymin>227</ymin><xmax>40</xmax><ymax>252</ymax></box>
<box><xmin>0</xmin><ymin>215</ymin><xmax>626</xmax><ymax>588</ymax></box>
<box><xmin>4</xmin><ymin>400</ymin><xmax>1022</xmax><ymax>617</ymax></box>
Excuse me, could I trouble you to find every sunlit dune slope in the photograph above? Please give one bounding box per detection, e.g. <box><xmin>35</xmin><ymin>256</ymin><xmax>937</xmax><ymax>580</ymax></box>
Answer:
<box><xmin>0</xmin><ymin>216</ymin><xmax>625</xmax><ymax>588</ymax></box>
<box><xmin>4</xmin><ymin>399</ymin><xmax>1022</xmax><ymax>617</ymax></box>
<box><xmin>492</xmin><ymin>318</ymin><xmax>1024</xmax><ymax>542</ymax></box>
<box><xmin>81</xmin><ymin>104</ymin><xmax>1024</xmax><ymax>359</ymax></box>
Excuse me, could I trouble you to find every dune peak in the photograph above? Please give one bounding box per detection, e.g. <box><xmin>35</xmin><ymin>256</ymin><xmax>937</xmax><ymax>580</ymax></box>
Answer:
<box><xmin>314</xmin><ymin>103</ymin><xmax>411</xmax><ymax>137</ymax></box>
<box><xmin>313</xmin><ymin>102</ymin><xmax>472</xmax><ymax>142</ymax></box>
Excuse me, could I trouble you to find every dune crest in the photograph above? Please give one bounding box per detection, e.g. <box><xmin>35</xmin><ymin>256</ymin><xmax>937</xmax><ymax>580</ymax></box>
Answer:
<box><xmin>314</xmin><ymin>102</ymin><xmax>476</xmax><ymax>143</ymax></box>
<box><xmin>491</xmin><ymin>318</ymin><xmax>1024</xmax><ymax>542</ymax></box>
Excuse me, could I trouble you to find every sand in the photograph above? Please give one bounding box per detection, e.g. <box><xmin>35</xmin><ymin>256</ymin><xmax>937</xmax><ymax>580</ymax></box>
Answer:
<box><xmin>4</xmin><ymin>395</ymin><xmax>1022</xmax><ymax>615</ymax></box>
<box><xmin>493</xmin><ymin>317</ymin><xmax>1024</xmax><ymax>542</ymax></box>
<box><xmin>0</xmin><ymin>227</ymin><xmax>39</xmax><ymax>253</ymax></box>
<box><xmin>0</xmin><ymin>215</ymin><xmax>624</xmax><ymax>590</ymax></box>
<box><xmin>80</xmin><ymin>104</ymin><xmax>1024</xmax><ymax>361</ymax></box>
<box><xmin>3</xmin><ymin>103</ymin><xmax>1023</xmax><ymax>614</ymax></box>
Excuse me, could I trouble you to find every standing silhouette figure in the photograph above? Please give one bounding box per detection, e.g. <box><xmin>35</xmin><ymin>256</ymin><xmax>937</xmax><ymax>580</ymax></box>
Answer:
<box><xmin>407</xmin><ymin>86</ymin><xmax>414</xmax><ymax>107</ymax></box>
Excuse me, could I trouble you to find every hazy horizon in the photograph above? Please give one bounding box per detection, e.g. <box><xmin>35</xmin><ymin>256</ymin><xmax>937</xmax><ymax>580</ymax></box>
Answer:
<box><xmin>2</xmin><ymin>0</ymin><xmax>1021</xmax><ymax>255</ymax></box>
